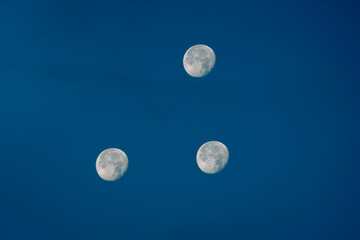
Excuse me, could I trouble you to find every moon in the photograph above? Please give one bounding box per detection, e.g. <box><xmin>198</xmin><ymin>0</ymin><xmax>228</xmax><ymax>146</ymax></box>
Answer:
<box><xmin>196</xmin><ymin>141</ymin><xmax>229</xmax><ymax>174</ymax></box>
<box><xmin>96</xmin><ymin>148</ymin><xmax>128</xmax><ymax>181</ymax></box>
<box><xmin>183</xmin><ymin>44</ymin><xmax>216</xmax><ymax>77</ymax></box>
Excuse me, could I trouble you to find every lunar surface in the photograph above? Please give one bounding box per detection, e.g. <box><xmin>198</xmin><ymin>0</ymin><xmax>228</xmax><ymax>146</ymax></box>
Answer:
<box><xmin>183</xmin><ymin>44</ymin><xmax>216</xmax><ymax>77</ymax></box>
<box><xmin>96</xmin><ymin>148</ymin><xmax>128</xmax><ymax>181</ymax></box>
<box><xmin>196</xmin><ymin>141</ymin><xmax>229</xmax><ymax>174</ymax></box>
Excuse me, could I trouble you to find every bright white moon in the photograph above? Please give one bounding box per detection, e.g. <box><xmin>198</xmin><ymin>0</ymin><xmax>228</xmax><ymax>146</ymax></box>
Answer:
<box><xmin>183</xmin><ymin>44</ymin><xmax>216</xmax><ymax>77</ymax></box>
<box><xmin>96</xmin><ymin>148</ymin><xmax>128</xmax><ymax>181</ymax></box>
<box><xmin>196</xmin><ymin>141</ymin><xmax>229</xmax><ymax>174</ymax></box>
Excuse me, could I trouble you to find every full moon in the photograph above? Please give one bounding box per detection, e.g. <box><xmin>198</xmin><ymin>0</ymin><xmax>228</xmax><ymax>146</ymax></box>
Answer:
<box><xmin>183</xmin><ymin>44</ymin><xmax>216</xmax><ymax>77</ymax></box>
<box><xmin>196</xmin><ymin>141</ymin><xmax>229</xmax><ymax>174</ymax></box>
<box><xmin>96</xmin><ymin>148</ymin><xmax>128</xmax><ymax>181</ymax></box>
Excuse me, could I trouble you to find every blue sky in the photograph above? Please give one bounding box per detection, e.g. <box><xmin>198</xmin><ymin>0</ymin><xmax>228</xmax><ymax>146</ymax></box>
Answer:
<box><xmin>1</xmin><ymin>0</ymin><xmax>360</xmax><ymax>239</ymax></box>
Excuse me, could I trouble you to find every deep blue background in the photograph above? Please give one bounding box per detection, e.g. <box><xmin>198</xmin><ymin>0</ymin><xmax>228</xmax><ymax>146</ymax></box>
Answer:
<box><xmin>1</xmin><ymin>0</ymin><xmax>360</xmax><ymax>239</ymax></box>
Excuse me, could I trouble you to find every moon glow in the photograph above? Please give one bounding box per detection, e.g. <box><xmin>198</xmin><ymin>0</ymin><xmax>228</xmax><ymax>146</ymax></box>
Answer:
<box><xmin>183</xmin><ymin>44</ymin><xmax>216</xmax><ymax>77</ymax></box>
<box><xmin>196</xmin><ymin>141</ymin><xmax>229</xmax><ymax>174</ymax></box>
<box><xmin>96</xmin><ymin>148</ymin><xmax>128</xmax><ymax>181</ymax></box>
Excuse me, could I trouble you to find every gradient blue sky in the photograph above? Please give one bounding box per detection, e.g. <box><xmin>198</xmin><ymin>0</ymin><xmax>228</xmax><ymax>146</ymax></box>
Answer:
<box><xmin>1</xmin><ymin>0</ymin><xmax>360</xmax><ymax>239</ymax></box>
